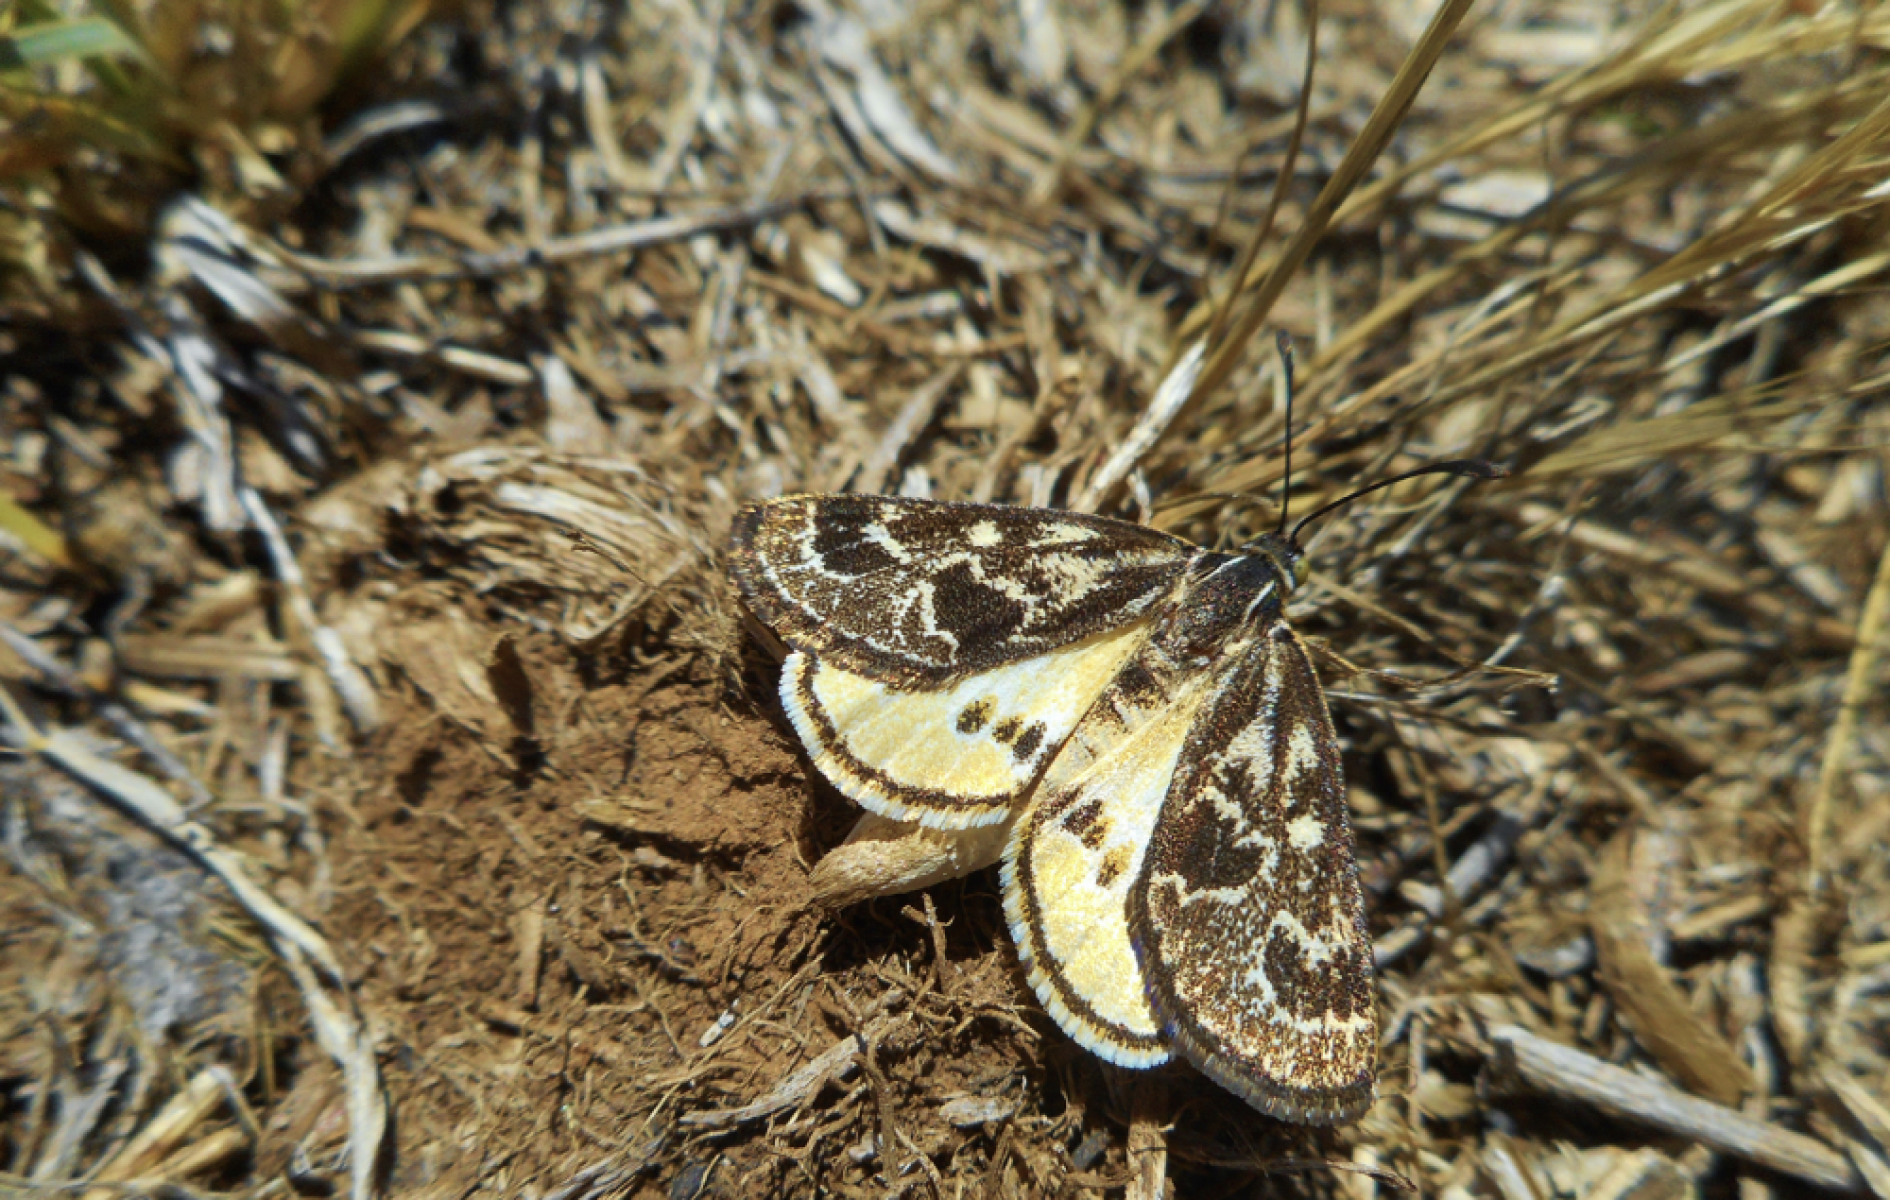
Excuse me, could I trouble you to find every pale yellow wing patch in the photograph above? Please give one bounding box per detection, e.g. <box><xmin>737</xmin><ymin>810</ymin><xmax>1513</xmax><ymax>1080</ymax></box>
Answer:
<box><xmin>1002</xmin><ymin>678</ymin><xmax>1212</xmax><ymax>1068</ymax></box>
<box><xmin>779</xmin><ymin>621</ymin><xmax>1153</xmax><ymax>829</ymax></box>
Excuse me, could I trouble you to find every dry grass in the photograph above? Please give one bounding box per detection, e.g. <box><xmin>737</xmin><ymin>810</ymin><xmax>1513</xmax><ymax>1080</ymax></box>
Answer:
<box><xmin>3</xmin><ymin>0</ymin><xmax>1889</xmax><ymax>1197</ymax></box>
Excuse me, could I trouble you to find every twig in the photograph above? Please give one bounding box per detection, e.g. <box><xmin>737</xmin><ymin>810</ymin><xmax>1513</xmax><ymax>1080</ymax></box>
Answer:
<box><xmin>677</xmin><ymin>1027</ymin><xmax>865</xmax><ymax>1130</ymax></box>
<box><xmin>276</xmin><ymin>199</ymin><xmax>804</xmax><ymax>287</ymax></box>
<box><xmin>1398</xmin><ymin>807</ymin><xmax>1530</xmax><ymax>922</ymax></box>
<box><xmin>541</xmin><ymin>1133</ymin><xmax>667</xmax><ymax>1200</ymax></box>
<box><xmin>1073</xmin><ymin>340</ymin><xmax>1205</xmax><ymax>514</ymax></box>
<box><xmin>77</xmin><ymin>254</ymin><xmax>244</xmax><ymax>534</ymax></box>
<box><xmin>749</xmin><ymin>271</ymin><xmax>1030</xmax><ymax>358</ymax></box>
<box><xmin>1806</xmin><ymin>532</ymin><xmax>1890</xmax><ymax>893</ymax></box>
<box><xmin>847</xmin><ymin>365</ymin><xmax>966</xmax><ymax>494</ymax></box>
<box><xmin>678</xmin><ymin>993</ymin><xmax>906</xmax><ymax>1129</ymax></box>
<box><xmin>0</xmin><ymin>688</ymin><xmax>387</xmax><ymax>1200</ymax></box>
<box><xmin>349</xmin><ymin>330</ymin><xmax>536</xmax><ymax>386</ymax></box>
<box><xmin>1125</xmin><ymin>1076</ymin><xmax>1170</xmax><ymax>1200</ymax></box>
<box><xmin>1485</xmin><ymin>1024</ymin><xmax>1859</xmax><ymax>1191</ymax></box>
<box><xmin>814</xmin><ymin>16</ymin><xmax>962</xmax><ymax>183</ymax></box>
<box><xmin>238</xmin><ymin>488</ymin><xmax>382</xmax><ymax>734</ymax></box>
<box><xmin>81</xmin><ymin>1067</ymin><xmax>238</xmax><ymax>1199</ymax></box>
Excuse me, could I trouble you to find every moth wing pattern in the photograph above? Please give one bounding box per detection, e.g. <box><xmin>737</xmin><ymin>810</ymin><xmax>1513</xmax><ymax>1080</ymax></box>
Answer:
<box><xmin>728</xmin><ymin>494</ymin><xmax>1195</xmax><ymax>686</ymax></box>
<box><xmin>1000</xmin><ymin>659</ymin><xmax>1214</xmax><ymax>1067</ymax></box>
<box><xmin>732</xmin><ymin>494</ymin><xmax>1193</xmax><ymax>827</ymax></box>
<box><xmin>1128</xmin><ymin>623</ymin><xmax>1378</xmax><ymax>1125</ymax></box>
<box><xmin>779</xmin><ymin>623</ymin><xmax>1153</xmax><ymax>828</ymax></box>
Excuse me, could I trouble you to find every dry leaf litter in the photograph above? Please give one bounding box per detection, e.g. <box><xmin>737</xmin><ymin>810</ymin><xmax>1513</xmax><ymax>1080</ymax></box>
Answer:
<box><xmin>3</xmin><ymin>1</ymin><xmax>1889</xmax><ymax>1198</ymax></box>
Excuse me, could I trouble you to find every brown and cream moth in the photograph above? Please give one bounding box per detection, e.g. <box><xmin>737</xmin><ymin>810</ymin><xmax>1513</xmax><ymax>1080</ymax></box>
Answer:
<box><xmin>729</xmin><ymin>493</ymin><xmax>1376</xmax><ymax>1124</ymax></box>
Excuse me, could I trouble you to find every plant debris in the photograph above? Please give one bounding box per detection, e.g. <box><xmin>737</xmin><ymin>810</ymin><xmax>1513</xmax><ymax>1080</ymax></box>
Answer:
<box><xmin>4</xmin><ymin>0</ymin><xmax>1889</xmax><ymax>1197</ymax></box>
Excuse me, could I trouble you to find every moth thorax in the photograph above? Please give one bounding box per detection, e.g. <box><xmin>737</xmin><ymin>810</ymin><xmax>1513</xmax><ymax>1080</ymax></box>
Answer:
<box><xmin>1161</xmin><ymin>553</ymin><xmax>1286</xmax><ymax>660</ymax></box>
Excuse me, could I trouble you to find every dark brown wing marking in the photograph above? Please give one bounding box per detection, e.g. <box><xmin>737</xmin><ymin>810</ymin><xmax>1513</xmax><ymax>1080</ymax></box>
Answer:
<box><xmin>728</xmin><ymin>495</ymin><xmax>1194</xmax><ymax>688</ymax></box>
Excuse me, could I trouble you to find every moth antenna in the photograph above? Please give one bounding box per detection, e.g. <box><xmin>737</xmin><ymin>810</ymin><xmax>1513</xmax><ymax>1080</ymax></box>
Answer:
<box><xmin>1289</xmin><ymin>459</ymin><xmax>1508</xmax><ymax>545</ymax></box>
<box><xmin>1275</xmin><ymin>331</ymin><xmax>1297</xmax><ymax>537</ymax></box>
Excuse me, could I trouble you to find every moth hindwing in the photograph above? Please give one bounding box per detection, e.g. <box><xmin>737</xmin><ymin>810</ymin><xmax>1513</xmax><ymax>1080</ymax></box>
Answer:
<box><xmin>728</xmin><ymin>493</ymin><xmax>1377</xmax><ymax>1124</ymax></box>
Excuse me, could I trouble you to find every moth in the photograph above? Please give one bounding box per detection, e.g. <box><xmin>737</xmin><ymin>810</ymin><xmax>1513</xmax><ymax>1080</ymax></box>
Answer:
<box><xmin>726</xmin><ymin>463</ymin><xmax>1497</xmax><ymax>1124</ymax></box>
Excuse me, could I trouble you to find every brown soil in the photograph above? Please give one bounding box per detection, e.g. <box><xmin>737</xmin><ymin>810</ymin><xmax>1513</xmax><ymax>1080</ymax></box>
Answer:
<box><xmin>313</xmin><ymin>600</ymin><xmax>1345</xmax><ymax>1195</ymax></box>
<box><xmin>1</xmin><ymin>435</ymin><xmax>1348</xmax><ymax>1196</ymax></box>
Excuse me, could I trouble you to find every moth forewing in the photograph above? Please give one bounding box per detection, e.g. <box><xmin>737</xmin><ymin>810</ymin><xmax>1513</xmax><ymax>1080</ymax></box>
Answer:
<box><xmin>1128</xmin><ymin>622</ymin><xmax>1377</xmax><ymax>1126</ymax></box>
<box><xmin>728</xmin><ymin>494</ymin><xmax>1196</xmax><ymax>685</ymax></box>
<box><xmin>729</xmin><ymin>495</ymin><xmax>1197</xmax><ymax>828</ymax></box>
